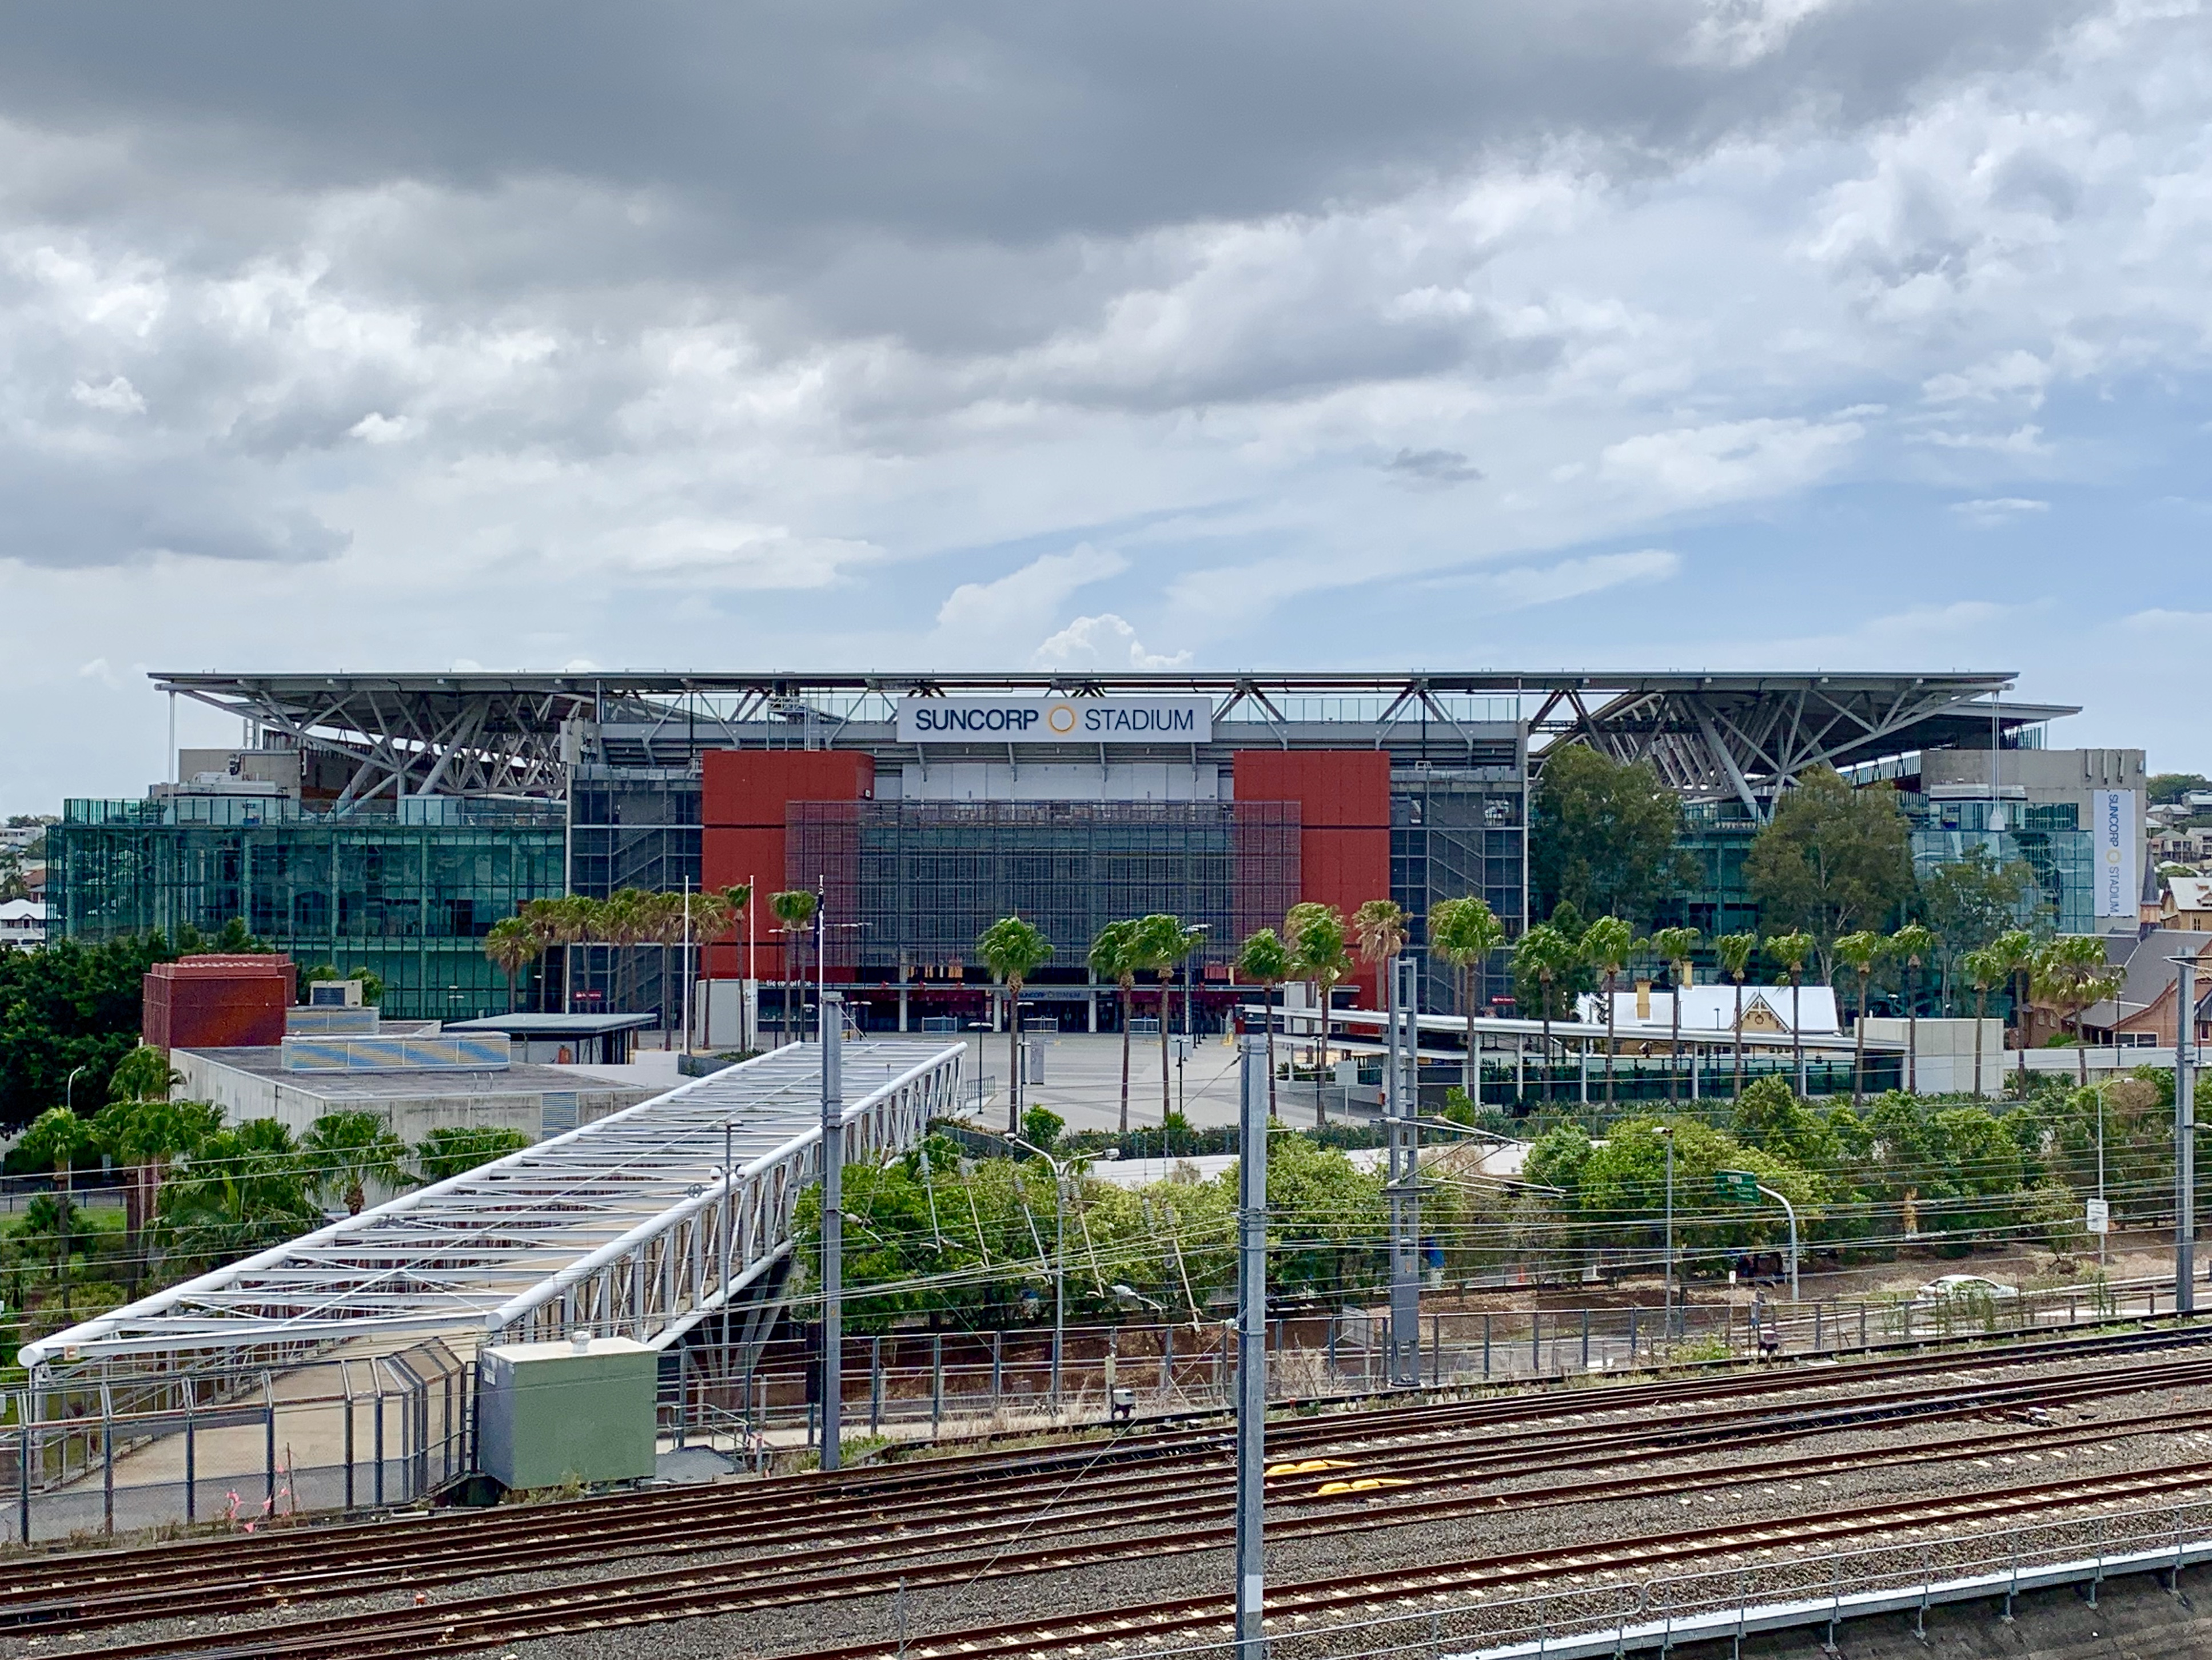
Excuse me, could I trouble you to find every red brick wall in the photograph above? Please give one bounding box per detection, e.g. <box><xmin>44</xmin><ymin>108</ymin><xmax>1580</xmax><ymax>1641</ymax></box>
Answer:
<box><xmin>1231</xmin><ymin>751</ymin><xmax>1392</xmax><ymax>1008</ymax></box>
<box><xmin>700</xmin><ymin>751</ymin><xmax>875</xmax><ymax>979</ymax></box>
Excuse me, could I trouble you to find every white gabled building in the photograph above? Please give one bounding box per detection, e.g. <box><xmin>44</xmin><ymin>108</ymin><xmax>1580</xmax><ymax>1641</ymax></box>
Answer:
<box><xmin>0</xmin><ymin>898</ymin><xmax>45</xmax><ymax>949</ymax></box>
<box><xmin>1576</xmin><ymin>984</ymin><xmax>1841</xmax><ymax>1036</ymax></box>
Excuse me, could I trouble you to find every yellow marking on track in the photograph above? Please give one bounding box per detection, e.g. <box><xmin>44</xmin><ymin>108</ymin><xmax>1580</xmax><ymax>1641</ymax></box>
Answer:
<box><xmin>1314</xmin><ymin>1478</ymin><xmax>1413</xmax><ymax>1496</ymax></box>
<box><xmin>1267</xmin><ymin>1459</ymin><xmax>1354</xmax><ymax>1479</ymax></box>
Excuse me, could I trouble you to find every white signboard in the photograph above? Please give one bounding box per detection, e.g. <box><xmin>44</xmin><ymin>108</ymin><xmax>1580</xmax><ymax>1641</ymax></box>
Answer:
<box><xmin>2092</xmin><ymin>789</ymin><xmax>2140</xmax><ymax>918</ymax></box>
<box><xmin>2086</xmin><ymin>1197</ymin><xmax>2110</xmax><ymax>1235</ymax></box>
<box><xmin>896</xmin><ymin>695</ymin><xmax>1212</xmax><ymax>745</ymax></box>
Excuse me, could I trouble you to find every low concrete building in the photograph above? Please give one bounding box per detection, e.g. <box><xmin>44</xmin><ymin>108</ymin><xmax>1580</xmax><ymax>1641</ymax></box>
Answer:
<box><xmin>173</xmin><ymin>1040</ymin><xmax>656</xmax><ymax>1146</ymax></box>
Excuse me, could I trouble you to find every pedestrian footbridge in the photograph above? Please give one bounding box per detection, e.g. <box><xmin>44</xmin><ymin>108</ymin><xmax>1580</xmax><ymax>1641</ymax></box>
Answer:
<box><xmin>23</xmin><ymin>1041</ymin><xmax>964</xmax><ymax>1383</ymax></box>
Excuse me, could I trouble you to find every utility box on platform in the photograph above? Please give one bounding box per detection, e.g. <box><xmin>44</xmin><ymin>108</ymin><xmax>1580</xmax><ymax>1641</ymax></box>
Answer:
<box><xmin>476</xmin><ymin>1334</ymin><xmax>656</xmax><ymax>1491</ymax></box>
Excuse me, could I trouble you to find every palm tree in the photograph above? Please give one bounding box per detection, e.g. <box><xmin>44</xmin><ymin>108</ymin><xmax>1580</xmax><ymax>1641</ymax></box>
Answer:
<box><xmin>302</xmin><ymin>1111</ymin><xmax>416</xmax><ymax>1216</ymax></box>
<box><xmin>1353</xmin><ymin>898</ymin><xmax>1411</xmax><ymax>1096</ymax></box>
<box><xmin>547</xmin><ymin>893</ymin><xmax>599</xmax><ymax>1013</ymax></box>
<box><xmin>1765</xmin><ymin>930</ymin><xmax>1816</xmax><ymax>1095</ymax></box>
<box><xmin>1512</xmin><ymin>922</ymin><xmax>1581</xmax><ymax>1106</ymax></box>
<box><xmin>1133</xmin><ymin>913</ymin><xmax>1199</xmax><ymax>1122</ymax></box>
<box><xmin>1236</xmin><ymin>927</ymin><xmax>1292</xmax><ymax>1120</ymax></box>
<box><xmin>1988</xmin><ymin>927</ymin><xmax>2036</xmax><ymax>1098</ymax></box>
<box><xmin>770</xmin><ymin>889</ymin><xmax>819</xmax><ymax>1046</ymax></box>
<box><xmin>19</xmin><ymin>1106</ymin><xmax>96</xmax><ymax>1311</ymax></box>
<box><xmin>978</xmin><ymin>915</ymin><xmax>1054</xmax><ymax>1134</ymax></box>
<box><xmin>2032</xmin><ymin>935</ymin><xmax>2125</xmax><ymax>1089</ymax></box>
<box><xmin>1430</xmin><ymin>896</ymin><xmax>1507</xmax><ymax>1106</ymax></box>
<box><xmin>416</xmin><ymin>1125</ymin><xmax>532</xmax><ymax>1183</ymax></box>
<box><xmin>92</xmin><ymin>1052</ymin><xmax>218</xmax><ymax>1288</ymax></box>
<box><xmin>155</xmin><ymin>1125</ymin><xmax>320</xmax><ymax>1272</ymax></box>
<box><xmin>1284</xmin><ymin>903</ymin><xmax>1350</xmax><ymax>1125</ymax></box>
<box><xmin>1890</xmin><ymin>923</ymin><xmax>1939</xmax><ymax>1094</ymax></box>
<box><xmin>1088</xmin><ymin>919</ymin><xmax>1143</xmax><ymax>1134</ymax></box>
<box><xmin>1713</xmin><ymin>931</ymin><xmax>1758</xmax><ymax>1101</ymax></box>
<box><xmin>1577</xmin><ymin>915</ymin><xmax>1635</xmax><ymax>1111</ymax></box>
<box><xmin>1831</xmin><ymin>930</ymin><xmax>1886</xmax><ymax>1108</ymax></box>
<box><xmin>484</xmin><ymin>915</ymin><xmax>540</xmax><ymax>1013</ymax></box>
<box><xmin>1649</xmin><ymin>926</ymin><xmax>1701</xmax><ymax>1104</ymax></box>
<box><xmin>1959</xmin><ymin>945</ymin><xmax>2006</xmax><ymax>1098</ymax></box>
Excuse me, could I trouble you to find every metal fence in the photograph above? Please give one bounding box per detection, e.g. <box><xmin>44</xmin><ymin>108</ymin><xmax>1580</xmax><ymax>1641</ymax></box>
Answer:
<box><xmin>656</xmin><ymin>1277</ymin><xmax>2186</xmax><ymax>1448</ymax></box>
<box><xmin>1</xmin><ymin>1341</ymin><xmax>469</xmax><ymax>1544</ymax></box>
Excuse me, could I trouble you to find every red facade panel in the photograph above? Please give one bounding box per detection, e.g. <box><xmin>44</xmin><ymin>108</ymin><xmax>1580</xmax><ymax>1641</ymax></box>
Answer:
<box><xmin>1231</xmin><ymin>751</ymin><xmax>1392</xmax><ymax>1005</ymax></box>
<box><xmin>701</xmin><ymin>751</ymin><xmax>874</xmax><ymax>980</ymax></box>
<box><xmin>143</xmin><ymin>956</ymin><xmax>297</xmax><ymax>1050</ymax></box>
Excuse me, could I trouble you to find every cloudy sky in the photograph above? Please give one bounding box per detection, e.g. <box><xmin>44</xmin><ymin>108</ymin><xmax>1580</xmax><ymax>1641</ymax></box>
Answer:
<box><xmin>3</xmin><ymin>0</ymin><xmax>2207</xmax><ymax>811</ymax></box>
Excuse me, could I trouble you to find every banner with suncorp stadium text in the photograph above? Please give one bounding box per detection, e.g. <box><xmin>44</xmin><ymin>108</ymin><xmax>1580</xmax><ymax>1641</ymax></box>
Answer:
<box><xmin>2093</xmin><ymin>788</ymin><xmax>2140</xmax><ymax>918</ymax></box>
<box><xmin>896</xmin><ymin>695</ymin><xmax>1213</xmax><ymax>745</ymax></box>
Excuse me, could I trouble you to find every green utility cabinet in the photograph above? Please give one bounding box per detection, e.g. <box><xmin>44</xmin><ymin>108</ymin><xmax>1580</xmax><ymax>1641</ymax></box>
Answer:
<box><xmin>477</xmin><ymin>1335</ymin><xmax>657</xmax><ymax>1491</ymax></box>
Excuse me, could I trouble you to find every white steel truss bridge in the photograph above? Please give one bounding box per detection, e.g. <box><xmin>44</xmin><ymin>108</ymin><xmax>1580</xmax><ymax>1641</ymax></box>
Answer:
<box><xmin>22</xmin><ymin>1041</ymin><xmax>964</xmax><ymax>1383</ymax></box>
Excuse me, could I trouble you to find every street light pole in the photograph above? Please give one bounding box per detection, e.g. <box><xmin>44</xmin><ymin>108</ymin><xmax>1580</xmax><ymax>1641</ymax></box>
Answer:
<box><xmin>819</xmin><ymin>988</ymin><xmax>844</xmax><ymax>1472</ymax></box>
<box><xmin>1007</xmin><ymin>1132</ymin><xmax>1073</xmax><ymax>1418</ymax></box>
<box><xmin>1233</xmin><ymin>1029</ymin><xmax>1269</xmax><ymax>1659</ymax></box>
<box><xmin>1386</xmin><ymin>956</ymin><xmax>1422</xmax><ymax>1387</ymax></box>
<box><xmin>1755</xmin><ymin>1182</ymin><xmax>1799</xmax><ymax>1302</ymax></box>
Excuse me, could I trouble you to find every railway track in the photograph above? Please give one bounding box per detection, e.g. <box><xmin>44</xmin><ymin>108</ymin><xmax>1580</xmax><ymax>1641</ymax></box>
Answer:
<box><xmin>65</xmin><ymin>1454</ymin><xmax>2212</xmax><ymax>1660</ymax></box>
<box><xmin>12</xmin><ymin>1316</ymin><xmax>2202</xmax><ymax>1623</ymax></box>
<box><xmin>15</xmin><ymin>1327</ymin><xmax>2208</xmax><ymax>1634</ymax></box>
<box><xmin>34</xmin><ymin>1332</ymin><xmax>2212</xmax><ymax>1658</ymax></box>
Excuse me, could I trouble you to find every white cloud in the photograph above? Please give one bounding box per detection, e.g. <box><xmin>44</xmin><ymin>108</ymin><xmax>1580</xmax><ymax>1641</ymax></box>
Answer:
<box><xmin>1599</xmin><ymin>418</ymin><xmax>1863</xmax><ymax>504</ymax></box>
<box><xmin>1951</xmin><ymin>496</ymin><xmax>2050</xmax><ymax>525</ymax></box>
<box><xmin>934</xmin><ymin>547</ymin><xmax>1127</xmax><ymax>639</ymax></box>
<box><xmin>70</xmin><ymin>376</ymin><xmax>144</xmax><ymax>414</ymax></box>
<box><xmin>1031</xmin><ymin>613</ymin><xmax>1191</xmax><ymax>670</ymax></box>
<box><xmin>1480</xmin><ymin>548</ymin><xmax>1681</xmax><ymax>610</ymax></box>
<box><xmin>349</xmin><ymin>412</ymin><xmax>413</xmax><ymax>444</ymax></box>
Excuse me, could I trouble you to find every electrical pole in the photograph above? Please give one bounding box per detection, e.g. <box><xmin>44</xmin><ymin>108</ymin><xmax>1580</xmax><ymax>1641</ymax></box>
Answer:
<box><xmin>819</xmin><ymin>987</ymin><xmax>844</xmax><ymax>1471</ymax></box>
<box><xmin>1386</xmin><ymin>956</ymin><xmax>1421</xmax><ymax>1387</ymax></box>
<box><xmin>1660</xmin><ymin>1124</ymin><xmax>1676</xmax><ymax>1337</ymax></box>
<box><xmin>1234</xmin><ymin>1030</ymin><xmax>1269</xmax><ymax>1659</ymax></box>
<box><xmin>2176</xmin><ymin>954</ymin><xmax>2197</xmax><ymax>1313</ymax></box>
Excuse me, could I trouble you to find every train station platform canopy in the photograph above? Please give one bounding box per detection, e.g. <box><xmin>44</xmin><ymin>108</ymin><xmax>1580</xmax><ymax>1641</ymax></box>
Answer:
<box><xmin>24</xmin><ymin>1040</ymin><xmax>963</xmax><ymax>1381</ymax></box>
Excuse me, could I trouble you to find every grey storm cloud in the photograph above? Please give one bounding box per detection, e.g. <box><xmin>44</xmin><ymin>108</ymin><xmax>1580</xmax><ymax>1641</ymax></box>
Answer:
<box><xmin>0</xmin><ymin>0</ymin><xmax>2135</xmax><ymax>578</ymax></box>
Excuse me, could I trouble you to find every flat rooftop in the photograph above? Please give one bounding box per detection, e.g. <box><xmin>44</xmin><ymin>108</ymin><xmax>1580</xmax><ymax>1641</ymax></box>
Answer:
<box><xmin>179</xmin><ymin>1046</ymin><xmax>623</xmax><ymax>1100</ymax></box>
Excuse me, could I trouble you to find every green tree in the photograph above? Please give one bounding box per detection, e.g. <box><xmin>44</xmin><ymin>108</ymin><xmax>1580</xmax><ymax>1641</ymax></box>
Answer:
<box><xmin>1088</xmin><ymin>920</ymin><xmax>1144</xmax><ymax>1134</ymax></box>
<box><xmin>1429</xmin><ymin>896</ymin><xmax>1507</xmax><ymax>1103</ymax></box>
<box><xmin>768</xmin><ymin>889</ymin><xmax>818</xmax><ymax>1046</ymax></box>
<box><xmin>978</xmin><ymin>915</ymin><xmax>1055</xmax><ymax>1134</ymax></box>
<box><xmin>1764</xmin><ymin>930</ymin><xmax>1816</xmax><ymax>1093</ymax></box>
<box><xmin>1831</xmin><ymin>929</ymin><xmax>1887</xmax><ymax>1108</ymax></box>
<box><xmin>1959</xmin><ymin>945</ymin><xmax>2007</xmax><ymax>1099</ymax></box>
<box><xmin>19</xmin><ymin>1106</ymin><xmax>97</xmax><ymax>1311</ymax></box>
<box><xmin>1579</xmin><ymin>914</ymin><xmax>1636</xmax><ymax>1110</ymax></box>
<box><xmin>91</xmin><ymin>1093</ymin><xmax>222</xmax><ymax>1286</ymax></box>
<box><xmin>1890</xmin><ymin>922</ymin><xmax>1940</xmax><ymax>1093</ymax></box>
<box><xmin>1529</xmin><ymin>745</ymin><xmax>1691</xmax><ymax>927</ymax></box>
<box><xmin>2149</xmin><ymin>773</ymin><xmax>2212</xmax><ymax>806</ymax></box>
<box><xmin>1284</xmin><ymin>903</ymin><xmax>1350</xmax><ymax>1127</ymax></box>
<box><xmin>1713</xmin><ymin>931</ymin><xmax>1759</xmax><ymax>1101</ymax></box>
<box><xmin>1920</xmin><ymin>846</ymin><xmax>2038</xmax><ymax>1005</ymax></box>
<box><xmin>1511</xmin><ymin>922</ymin><xmax>1584</xmax><ymax>1103</ymax></box>
<box><xmin>2032</xmin><ymin>936</ymin><xmax>2124</xmax><ymax>1089</ymax></box>
<box><xmin>1747</xmin><ymin>767</ymin><xmax>1913</xmax><ymax>976</ymax></box>
<box><xmin>1649</xmin><ymin>925</ymin><xmax>1701</xmax><ymax>1104</ymax></box>
<box><xmin>483</xmin><ymin>915</ymin><xmax>541</xmax><ymax>1014</ymax></box>
<box><xmin>0</xmin><ymin>931</ymin><xmax>191</xmax><ymax>1132</ymax></box>
<box><xmin>1730</xmin><ymin>1074</ymin><xmax>1839</xmax><ymax>1168</ymax></box>
<box><xmin>1987</xmin><ymin>927</ymin><xmax>2038</xmax><ymax>1098</ymax></box>
<box><xmin>1133</xmin><ymin>914</ymin><xmax>1201</xmax><ymax>1126</ymax></box>
<box><xmin>155</xmin><ymin>1122</ymin><xmax>318</xmax><ymax>1272</ymax></box>
<box><xmin>301</xmin><ymin>1111</ymin><xmax>414</xmax><ymax>1216</ymax></box>
<box><xmin>1235</xmin><ymin>927</ymin><xmax>1293</xmax><ymax>1120</ymax></box>
<box><xmin>1351</xmin><ymin>898</ymin><xmax>1409</xmax><ymax>1005</ymax></box>
<box><xmin>416</xmin><ymin>1125</ymin><xmax>531</xmax><ymax>1183</ymax></box>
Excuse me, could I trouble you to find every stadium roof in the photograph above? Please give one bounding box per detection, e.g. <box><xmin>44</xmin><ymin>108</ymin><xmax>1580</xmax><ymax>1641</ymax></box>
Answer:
<box><xmin>148</xmin><ymin>669</ymin><xmax>2074</xmax><ymax>817</ymax></box>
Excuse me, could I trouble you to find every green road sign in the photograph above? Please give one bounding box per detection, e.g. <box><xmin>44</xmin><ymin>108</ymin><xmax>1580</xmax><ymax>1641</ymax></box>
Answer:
<box><xmin>1715</xmin><ymin>1169</ymin><xmax>1761</xmax><ymax>1205</ymax></box>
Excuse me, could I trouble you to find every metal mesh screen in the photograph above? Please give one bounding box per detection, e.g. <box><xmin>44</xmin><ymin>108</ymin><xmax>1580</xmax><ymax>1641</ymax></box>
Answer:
<box><xmin>787</xmin><ymin>801</ymin><xmax>1300</xmax><ymax>970</ymax></box>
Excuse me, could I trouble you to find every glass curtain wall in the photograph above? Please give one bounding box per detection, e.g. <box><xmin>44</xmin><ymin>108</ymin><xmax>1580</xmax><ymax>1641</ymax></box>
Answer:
<box><xmin>50</xmin><ymin>798</ymin><xmax>565</xmax><ymax>1020</ymax></box>
<box><xmin>1391</xmin><ymin>771</ymin><xmax>1526</xmax><ymax>1013</ymax></box>
<box><xmin>565</xmin><ymin>770</ymin><xmax>702</xmax><ymax>1021</ymax></box>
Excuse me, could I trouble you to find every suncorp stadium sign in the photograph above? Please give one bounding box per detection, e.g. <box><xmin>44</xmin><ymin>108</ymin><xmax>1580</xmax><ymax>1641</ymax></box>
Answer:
<box><xmin>896</xmin><ymin>695</ymin><xmax>1213</xmax><ymax>745</ymax></box>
